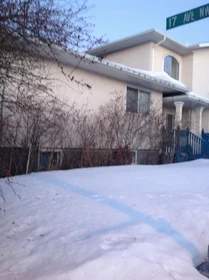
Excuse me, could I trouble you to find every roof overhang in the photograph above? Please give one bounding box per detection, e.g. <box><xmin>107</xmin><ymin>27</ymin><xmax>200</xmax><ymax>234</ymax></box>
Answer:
<box><xmin>49</xmin><ymin>47</ymin><xmax>189</xmax><ymax>94</ymax></box>
<box><xmin>88</xmin><ymin>29</ymin><xmax>192</xmax><ymax>56</ymax></box>
<box><xmin>88</xmin><ymin>29</ymin><xmax>209</xmax><ymax>57</ymax></box>
<box><xmin>163</xmin><ymin>92</ymin><xmax>209</xmax><ymax>109</ymax></box>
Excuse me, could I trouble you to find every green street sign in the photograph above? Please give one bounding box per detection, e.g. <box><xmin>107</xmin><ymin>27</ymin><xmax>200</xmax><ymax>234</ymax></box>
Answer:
<box><xmin>166</xmin><ymin>3</ymin><xmax>209</xmax><ymax>30</ymax></box>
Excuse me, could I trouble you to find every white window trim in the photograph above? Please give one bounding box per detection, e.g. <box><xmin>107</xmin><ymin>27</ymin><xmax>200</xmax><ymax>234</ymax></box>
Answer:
<box><xmin>162</xmin><ymin>54</ymin><xmax>181</xmax><ymax>81</ymax></box>
<box><xmin>126</xmin><ymin>86</ymin><xmax>151</xmax><ymax>114</ymax></box>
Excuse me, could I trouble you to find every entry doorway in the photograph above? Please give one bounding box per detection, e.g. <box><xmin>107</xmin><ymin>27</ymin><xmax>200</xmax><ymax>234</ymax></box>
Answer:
<box><xmin>166</xmin><ymin>114</ymin><xmax>175</xmax><ymax>132</ymax></box>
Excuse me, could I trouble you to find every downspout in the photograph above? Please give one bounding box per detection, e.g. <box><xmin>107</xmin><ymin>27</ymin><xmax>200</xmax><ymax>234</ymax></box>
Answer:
<box><xmin>151</xmin><ymin>36</ymin><xmax>166</xmax><ymax>71</ymax></box>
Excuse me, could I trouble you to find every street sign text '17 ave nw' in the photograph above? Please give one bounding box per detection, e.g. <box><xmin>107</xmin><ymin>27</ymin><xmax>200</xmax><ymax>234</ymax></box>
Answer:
<box><xmin>166</xmin><ymin>3</ymin><xmax>209</xmax><ymax>30</ymax></box>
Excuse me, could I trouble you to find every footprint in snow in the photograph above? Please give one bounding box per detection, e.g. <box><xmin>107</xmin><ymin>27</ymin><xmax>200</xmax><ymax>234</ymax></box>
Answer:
<box><xmin>100</xmin><ymin>235</ymin><xmax>145</xmax><ymax>251</ymax></box>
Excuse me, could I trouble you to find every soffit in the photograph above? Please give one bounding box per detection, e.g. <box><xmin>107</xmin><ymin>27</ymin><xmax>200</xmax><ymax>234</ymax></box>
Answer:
<box><xmin>88</xmin><ymin>29</ymin><xmax>191</xmax><ymax>56</ymax></box>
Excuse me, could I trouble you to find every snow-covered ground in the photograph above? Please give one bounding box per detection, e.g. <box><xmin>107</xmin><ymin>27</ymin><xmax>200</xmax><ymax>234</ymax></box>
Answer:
<box><xmin>1</xmin><ymin>160</ymin><xmax>209</xmax><ymax>280</ymax></box>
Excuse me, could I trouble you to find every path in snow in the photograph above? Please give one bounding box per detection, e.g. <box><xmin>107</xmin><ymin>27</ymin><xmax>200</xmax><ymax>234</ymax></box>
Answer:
<box><xmin>37</xmin><ymin>172</ymin><xmax>200</xmax><ymax>266</ymax></box>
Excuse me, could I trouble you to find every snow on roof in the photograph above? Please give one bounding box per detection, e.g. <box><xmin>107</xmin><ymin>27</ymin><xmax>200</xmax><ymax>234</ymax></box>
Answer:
<box><xmin>164</xmin><ymin>91</ymin><xmax>209</xmax><ymax>108</ymax></box>
<box><xmin>198</xmin><ymin>43</ymin><xmax>209</xmax><ymax>48</ymax></box>
<box><xmin>187</xmin><ymin>42</ymin><xmax>209</xmax><ymax>51</ymax></box>
<box><xmin>186</xmin><ymin>91</ymin><xmax>209</xmax><ymax>104</ymax></box>
<box><xmin>79</xmin><ymin>52</ymin><xmax>188</xmax><ymax>91</ymax></box>
<box><xmin>102</xmin><ymin>63</ymin><xmax>187</xmax><ymax>90</ymax></box>
<box><xmin>131</xmin><ymin>68</ymin><xmax>186</xmax><ymax>89</ymax></box>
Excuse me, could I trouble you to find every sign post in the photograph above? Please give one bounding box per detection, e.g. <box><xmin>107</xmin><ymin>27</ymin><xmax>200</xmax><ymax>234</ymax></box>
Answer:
<box><xmin>166</xmin><ymin>3</ymin><xmax>209</xmax><ymax>30</ymax></box>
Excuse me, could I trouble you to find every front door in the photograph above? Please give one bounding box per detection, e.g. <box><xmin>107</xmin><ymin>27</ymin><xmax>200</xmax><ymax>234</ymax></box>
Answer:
<box><xmin>166</xmin><ymin>114</ymin><xmax>174</xmax><ymax>132</ymax></box>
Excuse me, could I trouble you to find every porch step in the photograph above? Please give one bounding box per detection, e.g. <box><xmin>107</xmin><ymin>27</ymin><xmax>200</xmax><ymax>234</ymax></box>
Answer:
<box><xmin>162</xmin><ymin>127</ymin><xmax>209</xmax><ymax>163</ymax></box>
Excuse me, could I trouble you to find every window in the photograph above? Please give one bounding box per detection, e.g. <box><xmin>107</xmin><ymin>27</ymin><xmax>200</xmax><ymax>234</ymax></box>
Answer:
<box><xmin>126</xmin><ymin>87</ymin><xmax>150</xmax><ymax>114</ymax></box>
<box><xmin>164</xmin><ymin>55</ymin><xmax>179</xmax><ymax>80</ymax></box>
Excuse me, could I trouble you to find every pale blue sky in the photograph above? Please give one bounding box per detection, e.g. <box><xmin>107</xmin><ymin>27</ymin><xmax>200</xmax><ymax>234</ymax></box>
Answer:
<box><xmin>88</xmin><ymin>0</ymin><xmax>209</xmax><ymax>45</ymax></box>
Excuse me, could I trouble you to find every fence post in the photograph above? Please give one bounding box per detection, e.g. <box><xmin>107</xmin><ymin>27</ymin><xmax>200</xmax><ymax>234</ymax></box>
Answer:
<box><xmin>26</xmin><ymin>144</ymin><xmax>32</xmax><ymax>174</ymax></box>
<box><xmin>162</xmin><ymin>126</ymin><xmax>165</xmax><ymax>153</ymax></box>
<box><xmin>175</xmin><ymin>126</ymin><xmax>181</xmax><ymax>162</ymax></box>
<box><xmin>186</xmin><ymin>127</ymin><xmax>190</xmax><ymax>157</ymax></box>
<box><xmin>202</xmin><ymin>129</ymin><xmax>204</xmax><ymax>140</ymax></box>
<box><xmin>37</xmin><ymin>145</ymin><xmax>40</xmax><ymax>171</ymax></box>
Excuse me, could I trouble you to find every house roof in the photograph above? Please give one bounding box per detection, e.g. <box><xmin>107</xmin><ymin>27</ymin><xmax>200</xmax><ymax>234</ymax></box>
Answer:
<box><xmin>42</xmin><ymin>44</ymin><xmax>209</xmax><ymax>107</ymax></box>
<box><xmin>87</xmin><ymin>29</ymin><xmax>209</xmax><ymax>57</ymax></box>
<box><xmin>51</xmin><ymin>46</ymin><xmax>188</xmax><ymax>95</ymax></box>
<box><xmin>163</xmin><ymin>92</ymin><xmax>209</xmax><ymax>109</ymax></box>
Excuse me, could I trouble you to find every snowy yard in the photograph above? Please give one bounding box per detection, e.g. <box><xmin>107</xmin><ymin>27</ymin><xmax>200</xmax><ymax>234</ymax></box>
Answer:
<box><xmin>1</xmin><ymin>160</ymin><xmax>209</xmax><ymax>280</ymax></box>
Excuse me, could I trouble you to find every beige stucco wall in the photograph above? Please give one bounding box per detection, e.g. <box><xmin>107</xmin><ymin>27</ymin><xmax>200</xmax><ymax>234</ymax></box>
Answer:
<box><xmin>151</xmin><ymin>91</ymin><xmax>163</xmax><ymax>114</ymax></box>
<box><xmin>96</xmin><ymin>41</ymin><xmax>209</xmax><ymax>102</ymax></box>
<box><xmin>163</xmin><ymin>107</ymin><xmax>175</xmax><ymax>116</ymax></box>
<box><xmin>96</xmin><ymin>42</ymin><xmax>209</xmax><ymax>102</ymax></box>
<box><xmin>47</xmin><ymin>60</ymin><xmax>164</xmax><ymax>150</ymax></box>
<box><xmin>47</xmin><ymin>61</ymin><xmax>126</xmax><ymax>111</ymax></box>
<box><xmin>182</xmin><ymin>109</ymin><xmax>192</xmax><ymax>130</ymax></box>
<box><xmin>153</xmin><ymin>44</ymin><xmax>183</xmax><ymax>79</ymax></box>
<box><xmin>104</xmin><ymin>42</ymin><xmax>152</xmax><ymax>70</ymax></box>
<box><xmin>104</xmin><ymin>42</ymin><xmax>184</xmax><ymax>77</ymax></box>
<box><xmin>202</xmin><ymin>109</ymin><xmax>209</xmax><ymax>132</ymax></box>
<box><xmin>48</xmin><ymin>60</ymin><xmax>164</xmax><ymax>114</ymax></box>
<box><xmin>98</xmin><ymin>40</ymin><xmax>209</xmax><ymax>135</ymax></box>
<box><xmin>181</xmin><ymin>54</ymin><xmax>193</xmax><ymax>90</ymax></box>
<box><xmin>163</xmin><ymin>107</ymin><xmax>192</xmax><ymax>130</ymax></box>
<box><xmin>192</xmin><ymin>49</ymin><xmax>209</xmax><ymax>98</ymax></box>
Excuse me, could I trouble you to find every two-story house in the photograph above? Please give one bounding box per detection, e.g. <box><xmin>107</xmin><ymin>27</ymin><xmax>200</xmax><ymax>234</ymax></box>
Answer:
<box><xmin>3</xmin><ymin>28</ymin><xmax>209</xmax><ymax>174</ymax></box>
<box><xmin>86</xmin><ymin>28</ymin><xmax>209</xmax><ymax>137</ymax></box>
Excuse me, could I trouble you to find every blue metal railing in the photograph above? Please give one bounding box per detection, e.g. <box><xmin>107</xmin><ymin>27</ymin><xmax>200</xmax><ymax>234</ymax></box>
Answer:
<box><xmin>202</xmin><ymin>129</ymin><xmax>209</xmax><ymax>143</ymax></box>
<box><xmin>187</xmin><ymin>129</ymin><xmax>207</xmax><ymax>158</ymax></box>
<box><xmin>178</xmin><ymin>128</ymin><xmax>209</xmax><ymax>162</ymax></box>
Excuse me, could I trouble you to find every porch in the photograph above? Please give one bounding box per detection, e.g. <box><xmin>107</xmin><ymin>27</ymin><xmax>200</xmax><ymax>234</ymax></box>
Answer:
<box><xmin>161</xmin><ymin>126</ymin><xmax>209</xmax><ymax>163</ymax></box>
<box><xmin>163</xmin><ymin>92</ymin><xmax>209</xmax><ymax>136</ymax></box>
<box><xmin>161</xmin><ymin>92</ymin><xmax>209</xmax><ymax>162</ymax></box>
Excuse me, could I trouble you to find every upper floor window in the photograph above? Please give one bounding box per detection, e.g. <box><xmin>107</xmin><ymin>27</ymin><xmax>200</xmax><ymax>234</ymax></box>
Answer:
<box><xmin>164</xmin><ymin>55</ymin><xmax>179</xmax><ymax>80</ymax></box>
<box><xmin>126</xmin><ymin>87</ymin><xmax>150</xmax><ymax>114</ymax></box>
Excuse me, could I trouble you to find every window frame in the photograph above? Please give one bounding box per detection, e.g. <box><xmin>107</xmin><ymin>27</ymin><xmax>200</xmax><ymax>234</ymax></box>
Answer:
<box><xmin>163</xmin><ymin>55</ymin><xmax>180</xmax><ymax>80</ymax></box>
<box><xmin>126</xmin><ymin>86</ymin><xmax>151</xmax><ymax>114</ymax></box>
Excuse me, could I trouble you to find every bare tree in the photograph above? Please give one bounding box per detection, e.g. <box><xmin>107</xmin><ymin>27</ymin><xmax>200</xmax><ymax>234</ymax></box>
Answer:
<box><xmin>0</xmin><ymin>0</ymin><xmax>103</xmax><ymax>146</ymax></box>
<box><xmin>59</xmin><ymin>92</ymin><xmax>163</xmax><ymax>168</ymax></box>
<box><xmin>96</xmin><ymin>92</ymin><xmax>163</xmax><ymax>150</ymax></box>
<box><xmin>0</xmin><ymin>0</ymin><xmax>106</xmax><ymax>193</ymax></box>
